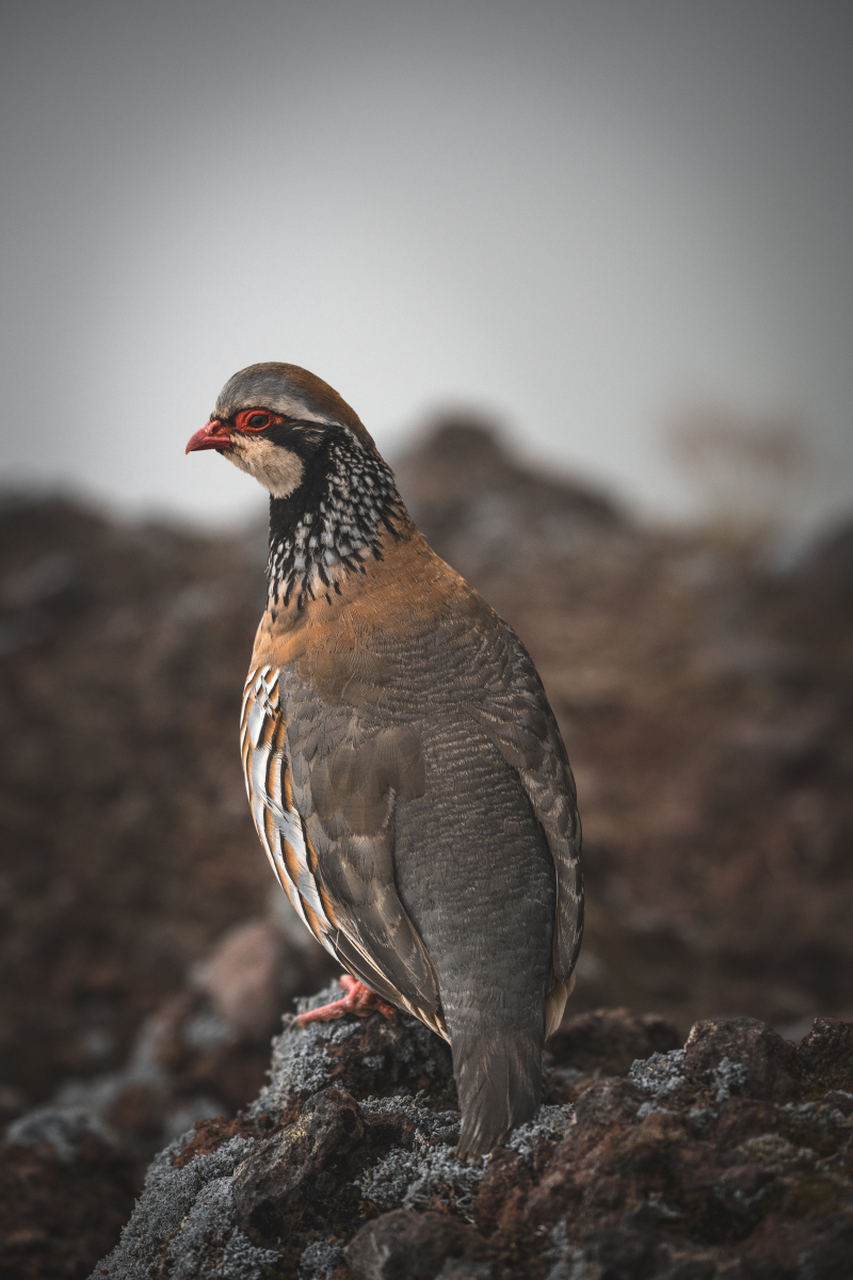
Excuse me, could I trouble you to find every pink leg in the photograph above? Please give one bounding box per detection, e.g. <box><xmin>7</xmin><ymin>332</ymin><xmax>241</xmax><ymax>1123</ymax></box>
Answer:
<box><xmin>295</xmin><ymin>974</ymin><xmax>396</xmax><ymax>1026</ymax></box>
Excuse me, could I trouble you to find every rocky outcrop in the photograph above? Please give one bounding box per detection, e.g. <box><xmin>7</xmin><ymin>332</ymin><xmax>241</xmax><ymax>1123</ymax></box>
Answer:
<box><xmin>87</xmin><ymin>994</ymin><xmax>853</xmax><ymax>1280</ymax></box>
<box><xmin>393</xmin><ymin>414</ymin><xmax>625</xmax><ymax>578</ymax></box>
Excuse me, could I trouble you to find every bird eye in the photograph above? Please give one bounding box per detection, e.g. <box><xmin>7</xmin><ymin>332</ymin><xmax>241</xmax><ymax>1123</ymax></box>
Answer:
<box><xmin>236</xmin><ymin>409</ymin><xmax>275</xmax><ymax>432</ymax></box>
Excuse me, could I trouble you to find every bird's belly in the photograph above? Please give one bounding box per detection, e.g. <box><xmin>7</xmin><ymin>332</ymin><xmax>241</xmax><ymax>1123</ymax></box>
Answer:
<box><xmin>392</xmin><ymin>722</ymin><xmax>555</xmax><ymax>1030</ymax></box>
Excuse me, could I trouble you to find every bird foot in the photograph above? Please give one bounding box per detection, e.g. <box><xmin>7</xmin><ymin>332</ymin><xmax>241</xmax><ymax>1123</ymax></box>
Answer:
<box><xmin>295</xmin><ymin>975</ymin><xmax>397</xmax><ymax>1026</ymax></box>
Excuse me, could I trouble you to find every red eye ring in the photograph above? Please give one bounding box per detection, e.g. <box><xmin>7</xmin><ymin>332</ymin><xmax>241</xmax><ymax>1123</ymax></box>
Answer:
<box><xmin>234</xmin><ymin>409</ymin><xmax>282</xmax><ymax>433</ymax></box>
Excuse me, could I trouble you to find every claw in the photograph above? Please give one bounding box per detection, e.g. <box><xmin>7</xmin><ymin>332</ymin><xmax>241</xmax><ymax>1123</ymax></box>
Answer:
<box><xmin>296</xmin><ymin>974</ymin><xmax>397</xmax><ymax>1026</ymax></box>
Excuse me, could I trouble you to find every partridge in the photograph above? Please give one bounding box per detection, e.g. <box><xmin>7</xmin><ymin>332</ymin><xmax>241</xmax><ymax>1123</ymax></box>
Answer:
<box><xmin>186</xmin><ymin>363</ymin><xmax>583</xmax><ymax>1157</ymax></box>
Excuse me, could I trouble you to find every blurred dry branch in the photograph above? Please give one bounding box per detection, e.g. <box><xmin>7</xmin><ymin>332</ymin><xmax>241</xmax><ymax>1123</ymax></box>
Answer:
<box><xmin>664</xmin><ymin>402</ymin><xmax>810</xmax><ymax>542</ymax></box>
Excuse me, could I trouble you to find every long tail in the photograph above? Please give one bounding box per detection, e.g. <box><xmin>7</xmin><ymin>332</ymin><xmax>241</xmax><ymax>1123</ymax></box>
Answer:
<box><xmin>451</xmin><ymin>1027</ymin><xmax>544</xmax><ymax>1159</ymax></box>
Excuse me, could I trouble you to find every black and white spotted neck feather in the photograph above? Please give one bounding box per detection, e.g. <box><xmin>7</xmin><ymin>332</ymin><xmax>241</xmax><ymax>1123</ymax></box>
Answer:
<box><xmin>266</xmin><ymin>429</ymin><xmax>408</xmax><ymax>612</ymax></box>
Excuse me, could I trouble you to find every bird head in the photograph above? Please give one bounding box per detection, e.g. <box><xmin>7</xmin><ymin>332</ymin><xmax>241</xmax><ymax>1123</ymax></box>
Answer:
<box><xmin>186</xmin><ymin>362</ymin><xmax>376</xmax><ymax>499</ymax></box>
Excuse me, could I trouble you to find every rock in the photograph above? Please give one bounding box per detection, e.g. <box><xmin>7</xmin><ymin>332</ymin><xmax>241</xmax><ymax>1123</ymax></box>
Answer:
<box><xmin>86</xmin><ymin>1000</ymin><xmax>853</xmax><ymax>1279</ymax></box>
<box><xmin>547</xmin><ymin>1006</ymin><xmax>681</xmax><ymax>1076</ymax></box>
<box><xmin>256</xmin><ymin>985</ymin><xmax>455</xmax><ymax>1113</ymax></box>
<box><xmin>0</xmin><ymin>921</ymin><xmax>337</xmax><ymax>1280</ymax></box>
<box><xmin>4</xmin><ymin>476</ymin><xmax>853</xmax><ymax>1277</ymax></box>
<box><xmin>797</xmin><ymin>1017</ymin><xmax>853</xmax><ymax>1096</ymax></box>
<box><xmin>232</xmin><ymin>1088</ymin><xmax>365</xmax><ymax>1243</ymax></box>
<box><xmin>3</xmin><ymin>478</ymin><xmax>853</xmax><ymax>1126</ymax></box>
<box><xmin>346</xmin><ymin>1210</ymin><xmax>485</xmax><ymax>1280</ymax></box>
<box><xmin>5</xmin><ymin>1102</ymin><xmax>116</xmax><ymax>1163</ymax></box>
<box><xmin>196</xmin><ymin>919</ymin><xmax>296</xmax><ymax>1040</ymax></box>
<box><xmin>89</xmin><ymin>1129</ymin><xmax>280</xmax><ymax>1280</ymax></box>
<box><xmin>0</xmin><ymin>495</ymin><xmax>338</xmax><ymax>1119</ymax></box>
<box><xmin>681</xmin><ymin>1017</ymin><xmax>802</xmax><ymax>1103</ymax></box>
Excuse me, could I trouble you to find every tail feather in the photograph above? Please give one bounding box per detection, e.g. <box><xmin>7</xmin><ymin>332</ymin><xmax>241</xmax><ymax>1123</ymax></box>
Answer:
<box><xmin>452</xmin><ymin>1029</ymin><xmax>544</xmax><ymax>1159</ymax></box>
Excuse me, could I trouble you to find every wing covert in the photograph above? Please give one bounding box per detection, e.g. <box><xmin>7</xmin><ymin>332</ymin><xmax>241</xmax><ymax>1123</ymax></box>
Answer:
<box><xmin>463</xmin><ymin>621</ymin><xmax>584</xmax><ymax>986</ymax></box>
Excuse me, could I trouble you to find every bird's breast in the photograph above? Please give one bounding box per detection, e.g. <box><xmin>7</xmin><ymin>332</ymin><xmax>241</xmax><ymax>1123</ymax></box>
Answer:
<box><xmin>249</xmin><ymin>527</ymin><xmax>498</xmax><ymax>722</ymax></box>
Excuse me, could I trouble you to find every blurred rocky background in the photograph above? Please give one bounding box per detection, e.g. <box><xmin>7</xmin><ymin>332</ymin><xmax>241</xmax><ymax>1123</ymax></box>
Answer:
<box><xmin>1</xmin><ymin>418</ymin><xmax>852</xmax><ymax>1276</ymax></box>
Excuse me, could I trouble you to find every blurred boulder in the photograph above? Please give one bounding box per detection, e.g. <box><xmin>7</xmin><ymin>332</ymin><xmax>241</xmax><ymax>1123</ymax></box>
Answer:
<box><xmin>195</xmin><ymin>917</ymin><xmax>317</xmax><ymax>1040</ymax></box>
<box><xmin>394</xmin><ymin>414</ymin><xmax>625</xmax><ymax>576</ymax></box>
<box><xmin>794</xmin><ymin>511</ymin><xmax>853</xmax><ymax>620</ymax></box>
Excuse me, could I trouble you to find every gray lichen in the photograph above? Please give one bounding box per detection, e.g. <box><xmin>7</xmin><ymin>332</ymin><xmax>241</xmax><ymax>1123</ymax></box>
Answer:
<box><xmin>6</xmin><ymin>1103</ymin><xmax>116</xmax><ymax>1163</ymax></box>
<box><xmin>628</xmin><ymin>1047</ymin><xmax>687</xmax><ymax>1100</ymax></box>
<box><xmin>356</xmin><ymin>1096</ymin><xmax>484</xmax><ymax>1219</ymax></box>
<box><xmin>298</xmin><ymin>1238</ymin><xmax>346</xmax><ymax>1279</ymax></box>
<box><xmin>711</xmin><ymin>1056</ymin><xmax>750</xmax><ymax>1101</ymax></box>
<box><xmin>252</xmin><ymin>985</ymin><xmax>357</xmax><ymax>1112</ymax></box>
<box><xmin>90</xmin><ymin>1133</ymin><xmax>278</xmax><ymax>1280</ymax></box>
<box><xmin>504</xmin><ymin>1103</ymin><xmax>575</xmax><ymax>1159</ymax></box>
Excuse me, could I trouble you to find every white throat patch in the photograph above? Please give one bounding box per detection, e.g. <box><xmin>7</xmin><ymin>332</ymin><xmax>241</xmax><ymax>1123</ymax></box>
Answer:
<box><xmin>226</xmin><ymin>437</ymin><xmax>305</xmax><ymax>499</ymax></box>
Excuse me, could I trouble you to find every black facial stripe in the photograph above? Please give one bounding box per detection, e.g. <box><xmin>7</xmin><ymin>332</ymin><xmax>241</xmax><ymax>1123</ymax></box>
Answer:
<box><xmin>263</xmin><ymin>419</ymin><xmax>328</xmax><ymax>458</ymax></box>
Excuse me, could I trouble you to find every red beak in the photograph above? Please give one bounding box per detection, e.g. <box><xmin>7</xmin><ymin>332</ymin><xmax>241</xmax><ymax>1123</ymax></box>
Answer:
<box><xmin>185</xmin><ymin>419</ymin><xmax>232</xmax><ymax>454</ymax></box>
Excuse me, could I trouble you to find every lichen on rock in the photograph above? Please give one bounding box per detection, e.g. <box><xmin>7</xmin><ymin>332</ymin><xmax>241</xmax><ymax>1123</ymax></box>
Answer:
<box><xmin>87</xmin><ymin>1002</ymin><xmax>853</xmax><ymax>1280</ymax></box>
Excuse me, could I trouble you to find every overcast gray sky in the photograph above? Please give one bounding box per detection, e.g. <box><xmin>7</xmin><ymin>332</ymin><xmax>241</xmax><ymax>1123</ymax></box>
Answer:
<box><xmin>1</xmin><ymin>0</ymin><xmax>851</xmax><ymax>530</ymax></box>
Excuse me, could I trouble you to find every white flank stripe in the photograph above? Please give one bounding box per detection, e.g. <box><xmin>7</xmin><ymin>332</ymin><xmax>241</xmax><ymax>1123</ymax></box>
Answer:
<box><xmin>273</xmin><ymin>833</ymin><xmax>311</xmax><ymax>931</ymax></box>
<box><xmin>247</xmin><ymin>697</ymin><xmax>267</xmax><ymax>749</ymax></box>
<box><xmin>240</xmin><ymin>664</ymin><xmax>332</xmax><ymax>940</ymax></box>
